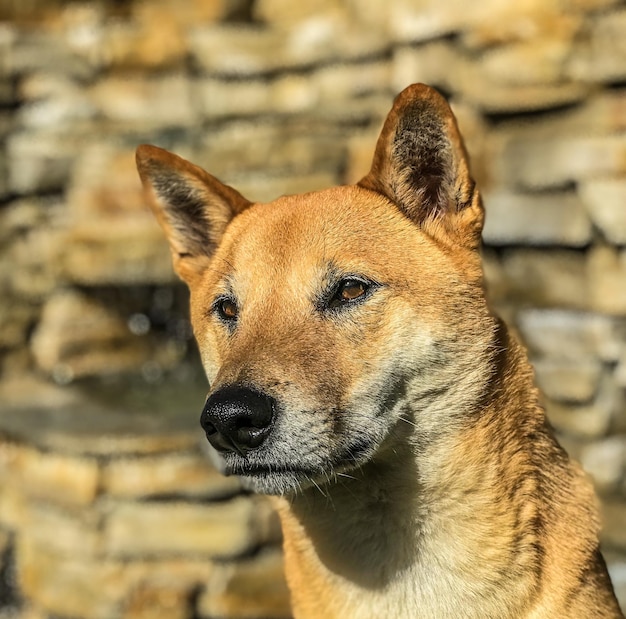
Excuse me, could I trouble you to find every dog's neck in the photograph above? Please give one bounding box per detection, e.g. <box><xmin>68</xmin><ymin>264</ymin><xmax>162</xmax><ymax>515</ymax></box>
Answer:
<box><xmin>273</xmin><ymin>327</ymin><xmax>556</xmax><ymax>618</ymax></box>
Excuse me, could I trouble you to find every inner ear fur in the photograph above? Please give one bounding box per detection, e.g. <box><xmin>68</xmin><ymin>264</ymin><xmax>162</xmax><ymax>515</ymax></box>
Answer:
<box><xmin>136</xmin><ymin>145</ymin><xmax>251</xmax><ymax>283</ymax></box>
<box><xmin>359</xmin><ymin>83</ymin><xmax>483</xmax><ymax>249</ymax></box>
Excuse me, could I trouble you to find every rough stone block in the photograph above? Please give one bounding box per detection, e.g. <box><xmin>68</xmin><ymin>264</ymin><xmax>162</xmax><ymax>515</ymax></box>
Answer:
<box><xmin>480</xmin><ymin>37</ymin><xmax>574</xmax><ymax>86</ymax></box>
<box><xmin>0</xmin><ymin>151</ymin><xmax>8</xmax><ymax>199</ymax></box>
<box><xmin>104</xmin><ymin>497</ymin><xmax>264</xmax><ymax>559</ymax></box>
<box><xmin>133</xmin><ymin>0</ymin><xmax>247</xmax><ymax>28</ymax></box>
<box><xmin>390</xmin><ymin>0</ymin><xmax>589</xmax><ymax>47</ymax></box>
<box><xmin>30</xmin><ymin>289</ymin><xmax>154</xmax><ymax>381</ymax></box>
<box><xmin>199</xmin><ymin>547</ymin><xmax>291</xmax><ymax>619</ymax></box>
<box><xmin>0</xmin><ymin>348</ymin><xmax>33</xmax><ymax>381</ymax></box>
<box><xmin>568</xmin><ymin>9</ymin><xmax>626</xmax><ymax>83</ymax></box>
<box><xmin>601</xmin><ymin>499</ymin><xmax>626</xmax><ymax>551</ymax></box>
<box><xmin>345</xmin><ymin>0</ymin><xmax>390</xmax><ymax>30</ymax></box>
<box><xmin>481</xmin><ymin>249</ymin><xmax>509</xmax><ymax>307</ymax></box>
<box><xmin>0</xmin><ymin>24</ymin><xmax>15</xmax><ymax>76</ymax></box>
<box><xmin>119</xmin><ymin>559</ymin><xmax>218</xmax><ymax>619</ymax></box>
<box><xmin>0</xmin><ymin>529</ymin><xmax>11</xmax><ymax>611</ymax></box>
<box><xmin>68</xmin><ymin>142</ymin><xmax>146</xmax><ymax>221</ymax></box>
<box><xmin>230</xmin><ymin>171</ymin><xmax>339</xmax><ymax>204</ymax></box>
<box><xmin>395</xmin><ymin>42</ymin><xmax>582</xmax><ymax>117</ymax></box>
<box><xmin>196</xmin><ymin>120</ymin><xmax>345</xmax><ymax>178</ymax></box>
<box><xmin>90</xmin><ymin>74</ymin><xmax>196</xmax><ymax>128</ymax></box>
<box><xmin>392</xmin><ymin>41</ymin><xmax>459</xmax><ymax>95</ymax></box>
<box><xmin>20</xmin><ymin>500</ymin><xmax>102</xmax><ymax>557</ymax></box>
<box><xmin>449</xmin><ymin>101</ymin><xmax>490</xmax><ymax>185</ymax></box>
<box><xmin>12</xmin><ymin>605</ymin><xmax>47</xmax><ymax>619</ymax></box>
<box><xmin>462</xmin><ymin>10</ymin><xmax>582</xmax><ymax>49</ymax></box>
<box><xmin>254</xmin><ymin>0</ymin><xmax>348</xmax><ymax>29</ymax></box>
<box><xmin>543</xmin><ymin>377</ymin><xmax>617</xmax><ymax>439</ymax></box>
<box><xmin>0</xmin><ymin>299</ymin><xmax>39</xmax><ymax>349</ymax></box>
<box><xmin>0</xmin><ymin>443</ymin><xmax>99</xmax><ymax>507</ymax></box>
<box><xmin>0</xmin><ymin>526</ymin><xmax>8</xmax><ymax>552</ymax></box>
<box><xmin>6</xmin><ymin>131</ymin><xmax>78</xmax><ymax>194</ymax></box>
<box><xmin>0</xmin><ymin>197</ymin><xmax>57</xmax><ymax>244</ymax></box>
<box><xmin>101</xmin><ymin>13</ymin><xmax>186</xmax><ymax>70</ymax></box>
<box><xmin>5</xmin><ymin>225</ymin><xmax>63</xmax><ymax>300</ymax></box>
<box><xmin>570</xmin><ymin>0</ymin><xmax>622</xmax><ymax>7</ymax></box>
<box><xmin>197</xmin><ymin>70</ymin><xmax>386</xmax><ymax>120</ymax></box>
<box><xmin>580</xmin><ymin>437</ymin><xmax>626</xmax><ymax>492</ymax></box>
<box><xmin>17</xmin><ymin>538</ymin><xmax>211</xmax><ymax>619</ymax></box>
<box><xmin>194</xmin><ymin>77</ymin><xmax>273</xmax><ymax>118</ymax></box>
<box><xmin>482</xmin><ymin>190</ymin><xmax>591</xmax><ymax>246</ymax></box>
<box><xmin>0</xmin><ymin>482</ymin><xmax>24</xmax><ymax>530</ymax></box>
<box><xmin>390</xmin><ymin>0</ymin><xmax>480</xmax><ymax>42</ymax></box>
<box><xmin>121</xmin><ymin>581</ymin><xmax>193</xmax><ymax>619</ymax></box>
<box><xmin>496</xmin><ymin>135</ymin><xmax>626</xmax><ymax>190</ymax></box>
<box><xmin>6</xmin><ymin>32</ymin><xmax>95</xmax><ymax>79</ymax></box>
<box><xmin>190</xmin><ymin>26</ymin><xmax>290</xmax><ymax>75</ymax></box>
<box><xmin>102</xmin><ymin>453</ymin><xmax>241</xmax><ymax>500</ymax></box>
<box><xmin>54</xmin><ymin>3</ymin><xmax>105</xmax><ymax>66</ymax></box>
<box><xmin>63</xmin><ymin>221</ymin><xmax>176</xmax><ymax>286</ymax></box>
<box><xmin>500</xmin><ymin>249</ymin><xmax>587</xmax><ymax>309</ymax></box>
<box><xmin>62</xmin><ymin>144</ymin><xmax>176</xmax><ymax>285</ymax></box>
<box><xmin>396</xmin><ymin>42</ymin><xmax>585</xmax><ymax>117</ymax></box>
<box><xmin>617</xmin><ymin>346</ymin><xmax>626</xmax><ymax>390</ymax></box>
<box><xmin>122</xmin><ymin>585</ymin><xmax>193</xmax><ymax>619</ymax></box>
<box><xmin>533</xmin><ymin>359</ymin><xmax>602</xmax><ymax>403</ymax></box>
<box><xmin>587</xmin><ymin>247</ymin><xmax>626</xmax><ymax>315</ymax></box>
<box><xmin>0</xmin><ymin>376</ymin><xmax>203</xmax><ymax>457</ymax></box>
<box><xmin>516</xmin><ymin>309</ymin><xmax>620</xmax><ymax>362</ymax></box>
<box><xmin>463</xmin><ymin>67</ymin><xmax>587</xmax><ymax>114</ymax></box>
<box><xmin>488</xmin><ymin>90</ymin><xmax>626</xmax><ymax>149</ymax></box>
<box><xmin>17</xmin><ymin>73</ymin><xmax>97</xmax><ymax>129</ymax></box>
<box><xmin>579</xmin><ymin>179</ymin><xmax>626</xmax><ymax>245</ymax></box>
<box><xmin>270</xmin><ymin>74</ymin><xmax>318</xmax><ymax>114</ymax></box>
<box><xmin>312</xmin><ymin>93</ymin><xmax>391</xmax><ymax>126</ymax></box>
<box><xmin>345</xmin><ymin>129</ymin><xmax>382</xmax><ymax>185</ymax></box>
<box><xmin>315</xmin><ymin>61</ymin><xmax>390</xmax><ymax>102</ymax></box>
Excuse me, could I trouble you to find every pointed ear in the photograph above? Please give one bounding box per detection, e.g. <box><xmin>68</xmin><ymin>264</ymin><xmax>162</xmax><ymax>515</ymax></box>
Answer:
<box><xmin>136</xmin><ymin>145</ymin><xmax>251</xmax><ymax>284</ymax></box>
<box><xmin>359</xmin><ymin>84</ymin><xmax>483</xmax><ymax>249</ymax></box>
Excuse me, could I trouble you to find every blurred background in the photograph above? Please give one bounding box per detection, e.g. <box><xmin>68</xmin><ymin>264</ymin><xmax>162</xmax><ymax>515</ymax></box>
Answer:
<box><xmin>0</xmin><ymin>0</ymin><xmax>625</xmax><ymax>617</ymax></box>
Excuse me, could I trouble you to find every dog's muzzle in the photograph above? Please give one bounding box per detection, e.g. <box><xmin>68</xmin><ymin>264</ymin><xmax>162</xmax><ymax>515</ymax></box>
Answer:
<box><xmin>200</xmin><ymin>385</ymin><xmax>275</xmax><ymax>456</ymax></box>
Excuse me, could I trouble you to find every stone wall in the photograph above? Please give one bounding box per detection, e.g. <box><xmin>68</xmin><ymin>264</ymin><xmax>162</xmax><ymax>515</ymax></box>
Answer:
<box><xmin>0</xmin><ymin>0</ymin><xmax>625</xmax><ymax>616</ymax></box>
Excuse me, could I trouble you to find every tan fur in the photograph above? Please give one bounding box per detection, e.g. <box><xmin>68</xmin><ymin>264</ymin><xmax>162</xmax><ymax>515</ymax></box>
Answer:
<box><xmin>136</xmin><ymin>84</ymin><xmax>623</xmax><ymax>618</ymax></box>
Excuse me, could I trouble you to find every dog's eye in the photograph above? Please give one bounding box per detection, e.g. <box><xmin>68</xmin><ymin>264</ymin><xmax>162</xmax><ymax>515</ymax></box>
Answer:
<box><xmin>215</xmin><ymin>297</ymin><xmax>238</xmax><ymax>321</ymax></box>
<box><xmin>329</xmin><ymin>278</ymin><xmax>369</xmax><ymax>309</ymax></box>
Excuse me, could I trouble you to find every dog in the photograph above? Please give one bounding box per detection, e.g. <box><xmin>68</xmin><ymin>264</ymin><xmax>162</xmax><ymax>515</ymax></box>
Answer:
<box><xmin>136</xmin><ymin>83</ymin><xmax>623</xmax><ymax>618</ymax></box>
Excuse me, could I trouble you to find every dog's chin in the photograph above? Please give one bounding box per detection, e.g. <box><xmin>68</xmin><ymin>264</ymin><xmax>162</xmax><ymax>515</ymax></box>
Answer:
<box><xmin>236</xmin><ymin>468</ymin><xmax>315</xmax><ymax>495</ymax></box>
<box><xmin>206</xmin><ymin>446</ymin><xmax>379</xmax><ymax>496</ymax></box>
<box><xmin>201</xmin><ymin>431</ymin><xmax>385</xmax><ymax>496</ymax></box>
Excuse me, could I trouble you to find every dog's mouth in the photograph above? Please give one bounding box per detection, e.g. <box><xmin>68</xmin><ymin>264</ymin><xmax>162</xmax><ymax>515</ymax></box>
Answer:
<box><xmin>229</xmin><ymin>463</ymin><xmax>327</xmax><ymax>495</ymax></box>
<box><xmin>219</xmin><ymin>437</ymin><xmax>379</xmax><ymax>495</ymax></box>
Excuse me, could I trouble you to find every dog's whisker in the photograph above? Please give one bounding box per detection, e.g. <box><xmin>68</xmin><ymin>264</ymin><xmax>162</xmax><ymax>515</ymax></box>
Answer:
<box><xmin>398</xmin><ymin>416</ymin><xmax>418</xmax><ymax>429</ymax></box>
<box><xmin>336</xmin><ymin>472</ymin><xmax>358</xmax><ymax>481</ymax></box>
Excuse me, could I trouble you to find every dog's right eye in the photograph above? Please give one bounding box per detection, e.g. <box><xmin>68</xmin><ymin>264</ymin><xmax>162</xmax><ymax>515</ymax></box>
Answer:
<box><xmin>327</xmin><ymin>278</ymin><xmax>371</xmax><ymax>310</ymax></box>
<box><xmin>214</xmin><ymin>297</ymin><xmax>238</xmax><ymax>322</ymax></box>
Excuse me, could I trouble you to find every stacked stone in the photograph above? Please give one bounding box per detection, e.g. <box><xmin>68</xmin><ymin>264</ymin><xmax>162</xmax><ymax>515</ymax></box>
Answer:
<box><xmin>0</xmin><ymin>0</ymin><xmax>625</xmax><ymax>614</ymax></box>
<box><xmin>0</xmin><ymin>378</ymin><xmax>289</xmax><ymax>619</ymax></box>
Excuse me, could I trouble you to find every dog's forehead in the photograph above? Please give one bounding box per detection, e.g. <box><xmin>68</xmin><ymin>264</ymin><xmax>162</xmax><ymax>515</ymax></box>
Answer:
<box><xmin>222</xmin><ymin>185</ymin><xmax>414</xmax><ymax>273</ymax></box>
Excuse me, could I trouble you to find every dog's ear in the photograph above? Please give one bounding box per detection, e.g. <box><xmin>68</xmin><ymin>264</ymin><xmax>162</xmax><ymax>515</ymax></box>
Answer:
<box><xmin>359</xmin><ymin>84</ymin><xmax>483</xmax><ymax>249</ymax></box>
<box><xmin>136</xmin><ymin>145</ymin><xmax>251</xmax><ymax>284</ymax></box>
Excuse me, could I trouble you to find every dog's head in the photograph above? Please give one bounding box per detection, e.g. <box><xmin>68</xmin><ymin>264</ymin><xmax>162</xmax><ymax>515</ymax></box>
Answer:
<box><xmin>136</xmin><ymin>84</ymin><xmax>496</xmax><ymax>495</ymax></box>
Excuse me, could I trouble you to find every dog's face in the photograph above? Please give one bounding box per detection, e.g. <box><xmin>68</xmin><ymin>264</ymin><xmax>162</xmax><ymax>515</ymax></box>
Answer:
<box><xmin>136</xmin><ymin>84</ymin><xmax>493</xmax><ymax>495</ymax></box>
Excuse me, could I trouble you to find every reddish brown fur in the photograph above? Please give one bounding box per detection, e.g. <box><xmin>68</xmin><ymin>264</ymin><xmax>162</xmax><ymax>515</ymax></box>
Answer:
<box><xmin>136</xmin><ymin>84</ymin><xmax>623</xmax><ymax>618</ymax></box>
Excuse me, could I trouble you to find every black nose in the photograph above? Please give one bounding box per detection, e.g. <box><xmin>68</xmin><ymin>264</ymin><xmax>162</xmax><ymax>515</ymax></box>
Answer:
<box><xmin>201</xmin><ymin>385</ymin><xmax>275</xmax><ymax>455</ymax></box>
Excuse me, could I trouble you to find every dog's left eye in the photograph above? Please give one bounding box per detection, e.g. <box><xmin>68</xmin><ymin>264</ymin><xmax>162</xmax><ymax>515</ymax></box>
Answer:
<box><xmin>328</xmin><ymin>278</ymin><xmax>370</xmax><ymax>309</ymax></box>
<box><xmin>214</xmin><ymin>296</ymin><xmax>238</xmax><ymax>322</ymax></box>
